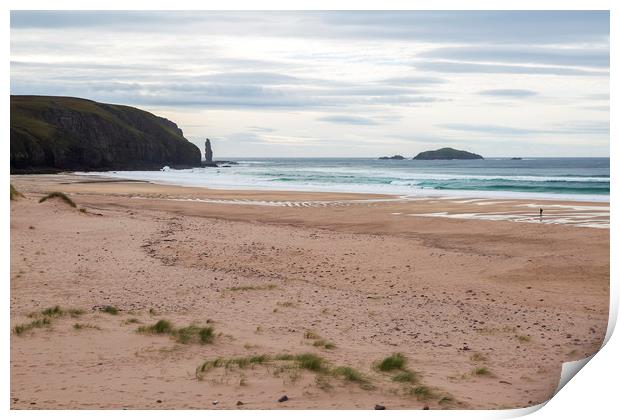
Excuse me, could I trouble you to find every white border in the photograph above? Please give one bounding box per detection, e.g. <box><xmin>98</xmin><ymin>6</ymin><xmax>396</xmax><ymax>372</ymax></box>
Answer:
<box><xmin>3</xmin><ymin>2</ymin><xmax>616</xmax><ymax>420</ymax></box>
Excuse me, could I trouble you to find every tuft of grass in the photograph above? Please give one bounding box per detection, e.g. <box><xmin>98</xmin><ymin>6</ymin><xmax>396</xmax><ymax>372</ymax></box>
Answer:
<box><xmin>516</xmin><ymin>335</ymin><xmax>531</xmax><ymax>342</ymax></box>
<box><xmin>409</xmin><ymin>385</ymin><xmax>435</xmax><ymax>401</ymax></box>
<box><xmin>13</xmin><ymin>317</ymin><xmax>51</xmax><ymax>335</ymax></box>
<box><xmin>68</xmin><ymin>308</ymin><xmax>85</xmax><ymax>317</ymax></box>
<box><xmin>41</xmin><ymin>306</ymin><xmax>64</xmax><ymax>317</ymax></box>
<box><xmin>137</xmin><ymin>320</ymin><xmax>214</xmax><ymax>345</ymax></box>
<box><xmin>313</xmin><ymin>339</ymin><xmax>336</xmax><ymax>349</ymax></box>
<box><xmin>138</xmin><ymin>319</ymin><xmax>174</xmax><ymax>335</ymax></box>
<box><xmin>38</xmin><ymin>191</ymin><xmax>76</xmax><ymax>208</ymax></box>
<box><xmin>125</xmin><ymin>318</ymin><xmax>141</xmax><ymax>324</ymax></box>
<box><xmin>333</xmin><ymin>366</ymin><xmax>366</xmax><ymax>384</ymax></box>
<box><xmin>472</xmin><ymin>367</ymin><xmax>493</xmax><ymax>376</ymax></box>
<box><xmin>100</xmin><ymin>306</ymin><xmax>119</xmax><ymax>315</ymax></box>
<box><xmin>303</xmin><ymin>330</ymin><xmax>320</xmax><ymax>340</ymax></box>
<box><xmin>277</xmin><ymin>301</ymin><xmax>296</xmax><ymax>308</ymax></box>
<box><xmin>228</xmin><ymin>284</ymin><xmax>277</xmax><ymax>292</ymax></box>
<box><xmin>377</xmin><ymin>353</ymin><xmax>407</xmax><ymax>371</ymax></box>
<box><xmin>10</xmin><ymin>184</ymin><xmax>23</xmax><ymax>200</ymax></box>
<box><xmin>392</xmin><ymin>370</ymin><xmax>419</xmax><ymax>383</ymax></box>
<box><xmin>73</xmin><ymin>323</ymin><xmax>101</xmax><ymax>330</ymax></box>
<box><xmin>292</xmin><ymin>353</ymin><xmax>327</xmax><ymax>372</ymax></box>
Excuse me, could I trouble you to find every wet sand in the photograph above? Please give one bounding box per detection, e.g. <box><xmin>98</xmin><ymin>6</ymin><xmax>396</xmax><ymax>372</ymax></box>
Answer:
<box><xmin>10</xmin><ymin>174</ymin><xmax>609</xmax><ymax>409</ymax></box>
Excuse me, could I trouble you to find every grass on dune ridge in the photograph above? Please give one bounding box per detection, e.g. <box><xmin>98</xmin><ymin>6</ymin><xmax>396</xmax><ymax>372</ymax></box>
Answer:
<box><xmin>38</xmin><ymin>191</ymin><xmax>76</xmax><ymax>208</ymax></box>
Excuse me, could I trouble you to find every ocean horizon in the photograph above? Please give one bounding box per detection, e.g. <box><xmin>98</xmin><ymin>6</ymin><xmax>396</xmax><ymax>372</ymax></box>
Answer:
<box><xmin>80</xmin><ymin>156</ymin><xmax>610</xmax><ymax>202</ymax></box>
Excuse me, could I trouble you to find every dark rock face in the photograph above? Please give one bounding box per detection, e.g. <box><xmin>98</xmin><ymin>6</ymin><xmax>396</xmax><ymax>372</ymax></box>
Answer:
<box><xmin>413</xmin><ymin>147</ymin><xmax>483</xmax><ymax>160</ymax></box>
<box><xmin>10</xmin><ymin>95</ymin><xmax>201</xmax><ymax>173</ymax></box>
<box><xmin>205</xmin><ymin>138</ymin><xmax>213</xmax><ymax>163</ymax></box>
<box><xmin>379</xmin><ymin>155</ymin><xmax>405</xmax><ymax>160</ymax></box>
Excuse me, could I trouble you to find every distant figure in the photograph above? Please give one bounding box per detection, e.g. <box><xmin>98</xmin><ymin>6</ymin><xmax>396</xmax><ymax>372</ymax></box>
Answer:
<box><xmin>539</xmin><ymin>208</ymin><xmax>543</xmax><ymax>222</ymax></box>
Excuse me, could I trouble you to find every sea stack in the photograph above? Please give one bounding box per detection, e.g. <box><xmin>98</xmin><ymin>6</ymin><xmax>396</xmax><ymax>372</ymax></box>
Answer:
<box><xmin>205</xmin><ymin>138</ymin><xmax>213</xmax><ymax>163</ymax></box>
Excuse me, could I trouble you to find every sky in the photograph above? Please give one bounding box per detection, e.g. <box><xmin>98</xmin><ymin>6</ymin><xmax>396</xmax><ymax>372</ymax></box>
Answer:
<box><xmin>10</xmin><ymin>11</ymin><xmax>610</xmax><ymax>158</ymax></box>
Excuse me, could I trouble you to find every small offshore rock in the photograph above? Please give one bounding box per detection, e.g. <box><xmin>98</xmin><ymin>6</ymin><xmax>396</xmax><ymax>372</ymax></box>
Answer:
<box><xmin>374</xmin><ymin>404</ymin><xmax>386</xmax><ymax>410</ymax></box>
<box><xmin>278</xmin><ymin>395</ymin><xmax>289</xmax><ymax>403</ymax></box>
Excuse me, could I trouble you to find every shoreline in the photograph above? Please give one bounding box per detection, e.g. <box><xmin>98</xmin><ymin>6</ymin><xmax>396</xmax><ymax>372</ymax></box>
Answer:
<box><xmin>12</xmin><ymin>174</ymin><xmax>610</xmax><ymax>230</ymax></box>
<box><xmin>73</xmin><ymin>169</ymin><xmax>611</xmax><ymax>204</ymax></box>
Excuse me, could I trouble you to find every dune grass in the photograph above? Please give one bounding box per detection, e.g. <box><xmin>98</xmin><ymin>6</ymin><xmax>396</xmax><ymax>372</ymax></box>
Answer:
<box><xmin>377</xmin><ymin>352</ymin><xmax>407</xmax><ymax>371</ymax></box>
<box><xmin>137</xmin><ymin>319</ymin><xmax>214</xmax><ymax>345</ymax></box>
<box><xmin>13</xmin><ymin>317</ymin><xmax>51</xmax><ymax>335</ymax></box>
<box><xmin>137</xmin><ymin>319</ymin><xmax>174</xmax><ymax>335</ymax></box>
<box><xmin>392</xmin><ymin>370</ymin><xmax>419</xmax><ymax>383</ymax></box>
<box><xmin>472</xmin><ymin>367</ymin><xmax>493</xmax><ymax>377</ymax></box>
<box><xmin>99</xmin><ymin>305</ymin><xmax>119</xmax><ymax>315</ymax></box>
<box><xmin>38</xmin><ymin>191</ymin><xmax>76</xmax><ymax>208</ymax></box>
<box><xmin>73</xmin><ymin>323</ymin><xmax>101</xmax><ymax>330</ymax></box>
<box><xmin>196</xmin><ymin>352</ymin><xmax>372</xmax><ymax>389</ymax></box>
<box><xmin>312</xmin><ymin>339</ymin><xmax>336</xmax><ymax>349</ymax></box>
<box><xmin>29</xmin><ymin>306</ymin><xmax>84</xmax><ymax>319</ymax></box>
<box><xmin>408</xmin><ymin>385</ymin><xmax>436</xmax><ymax>401</ymax></box>
<box><xmin>10</xmin><ymin>184</ymin><xmax>23</xmax><ymax>200</ymax></box>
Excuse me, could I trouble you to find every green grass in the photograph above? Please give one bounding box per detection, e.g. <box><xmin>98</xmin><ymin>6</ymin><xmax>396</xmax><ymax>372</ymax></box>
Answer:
<box><xmin>73</xmin><ymin>323</ymin><xmax>101</xmax><ymax>330</ymax></box>
<box><xmin>392</xmin><ymin>370</ymin><xmax>419</xmax><ymax>383</ymax></box>
<box><xmin>312</xmin><ymin>339</ymin><xmax>336</xmax><ymax>349</ymax></box>
<box><xmin>195</xmin><ymin>352</ymin><xmax>373</xmax><ymax>389</ymax></box>
<box><xmin>333</xmin><ymin>366</ymin><xmax>365</xmax><ymax>383</ymax></box>
<box><xmin>13</xmin><ymin>317</ymin><xmax>51</xmax><ymax>335</ymax></box>
<box><xmin>409</xmin><ymin>385</ymin><xmax>435</xmax><ymax>401</ymax></box>
<box><xmin>28</xmin><ymin>306</ymin><xmax>83</xmax><ymax>319</ymax></box>
<box><xmin>138</xmin><ymin>319</ymin><xmax>174</xmax><ymax>334</ymax></box>
<box><xmin>137</xmin><ymin>320</ymin><xmax>214</xmax><ymax>345</ymax></box>
<box><xmin>99</xmin><ymin>305</ymin><xmax>119</xmax><ymax>315</ymax></box>
<box><xmin>41</xmin><ymin>306</ymin><xmax>64</xmax><ymax>317</ymax></box>
<box><xmin>10</xmin><ymin>184</ymin><xmax>23</xmax><ymax>200</ymax></box>
<box><xmin>472</xmin><ymin>367</ymin><xmax>493</xmax><ymax>376</ymax></box>
<box><xmin>177</xmin><ymin>325</ymin><xmax>214</xmax><ymax>344</ymax></box>
<box><xmin>377</xmin><ymin>353</ymin><xmax>407</xmax><ymax>371</ymax></box>
<box><xmin>38</xmin><ymin>192</ymin><xmax>76</xmax><ymax>208</ymax></box>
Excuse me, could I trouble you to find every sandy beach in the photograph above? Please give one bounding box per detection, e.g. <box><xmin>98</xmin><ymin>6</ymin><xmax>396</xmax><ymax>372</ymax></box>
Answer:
<box><xmin>10</xmin><ymin>174</ymin><xmax>609</xmax><ymax>410</ymax></box>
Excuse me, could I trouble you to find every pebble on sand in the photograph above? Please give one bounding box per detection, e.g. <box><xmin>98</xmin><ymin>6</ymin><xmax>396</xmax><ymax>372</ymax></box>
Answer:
<box><xmin>374</xmin><ymin>404</ymin><xmax>386</xmax><ymax>410</ymax></box>
<box><xmin>278</xmin><ymin>395</ymin><xmax>289</xmax><ymax>403</ymax></box>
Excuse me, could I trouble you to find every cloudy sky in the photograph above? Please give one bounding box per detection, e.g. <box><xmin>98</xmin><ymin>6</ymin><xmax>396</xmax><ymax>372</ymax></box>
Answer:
<box><xmin>10</xmin><ymin>11</ymin><xmax>609</xmax><ymax>158</ymax></box>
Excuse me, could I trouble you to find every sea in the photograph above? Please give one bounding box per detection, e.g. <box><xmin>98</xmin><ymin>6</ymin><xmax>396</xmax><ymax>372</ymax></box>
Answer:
<box><xmin>80</xmin><ymin>157</ymin><xmax>610</xmax><ymax>202</ymax></box>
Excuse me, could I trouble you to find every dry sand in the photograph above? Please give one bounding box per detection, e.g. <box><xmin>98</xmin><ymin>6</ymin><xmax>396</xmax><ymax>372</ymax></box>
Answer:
<box><xmin>10</xmin><ymin>174</ymin><xmax>609</xmax><ymax>409</ymax></box>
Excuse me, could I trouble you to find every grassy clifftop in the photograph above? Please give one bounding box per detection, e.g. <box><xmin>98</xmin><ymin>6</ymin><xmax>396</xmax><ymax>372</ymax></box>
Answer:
<box><xmin>11</xmin><ymin>95</ymin><xmax>201</xmax><ymax>173</ymax></box>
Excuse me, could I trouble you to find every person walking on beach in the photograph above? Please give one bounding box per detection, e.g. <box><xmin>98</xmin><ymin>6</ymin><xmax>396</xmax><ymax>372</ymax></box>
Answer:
<box><xmin>539</xmin><ymin>208</ymin><xmax>543</xmax><ymax>222</ymax></box>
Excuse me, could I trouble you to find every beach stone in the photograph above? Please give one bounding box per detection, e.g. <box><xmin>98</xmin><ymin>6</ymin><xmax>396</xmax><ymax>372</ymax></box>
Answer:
<box><xmin>212</xmin><ymin>400</ymin><xmax>219</xmax><ymax>405</ymax></box>
<box><xmin>278</xmin><ymin>395</ymin><xmax>289</xmax><ymax>403</ymax></box>
<box><xmin>236</xmin><ymin>401</ymin><xmax>244</xmax><ymax>406</ymax></box>
<box><xmin>374</xmin><ymin>404</ymin><xmax>386</xmax><ymax>410</ymax></box>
